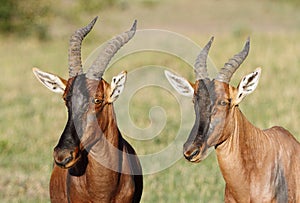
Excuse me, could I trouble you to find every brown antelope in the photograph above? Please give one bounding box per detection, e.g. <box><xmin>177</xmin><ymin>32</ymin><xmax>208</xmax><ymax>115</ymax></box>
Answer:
<box><xmin>32</xmin><ymin>17</ymin><xmax>143</xmax><ymax>203</ymax></box>
<box><xmin>165</xmin><ymin>37</ymin><xmax>300</xmax><ymax>202</ymax></box>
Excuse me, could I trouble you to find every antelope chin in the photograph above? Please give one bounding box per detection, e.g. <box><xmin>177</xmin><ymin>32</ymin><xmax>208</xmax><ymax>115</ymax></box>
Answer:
<box><xmin>189</xmin><ymin>155</ymin><xmax>202</xmax><ymax>163</ymax></box>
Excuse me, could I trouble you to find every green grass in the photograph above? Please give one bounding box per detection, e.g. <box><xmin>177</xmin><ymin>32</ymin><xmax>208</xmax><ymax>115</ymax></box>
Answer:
<box><xmin>1</xmin><ymin>0</ymin><xmax>300</xmax><ymax>202</ymax></box>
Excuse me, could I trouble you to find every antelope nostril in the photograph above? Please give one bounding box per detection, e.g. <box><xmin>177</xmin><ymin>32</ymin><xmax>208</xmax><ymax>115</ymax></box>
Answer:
<box><xmin>190</xmin><ymin>149</ymin><xmax>200</xmax><ymax>157</ymax></box>
<box><xmin>184</xmin><ymin>148</ymin><xmax>200</xmax><ymax>161</ymax></box>
<box><xmin>55</xmin><ymin>153</ymin><xmax>73</xmax><ymax>167</ymax></box>
<box><xmin>57</xmin><ymin>156</ymin><xmax>72</xmax><ymax>166</ymax></box>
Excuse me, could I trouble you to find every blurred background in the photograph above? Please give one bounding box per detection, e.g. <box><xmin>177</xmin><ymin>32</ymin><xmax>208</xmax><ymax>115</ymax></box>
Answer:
<box><xmin>1</xmin><ymin>0</ymin><xmax>300</xmax><ymax>202</ymax></box>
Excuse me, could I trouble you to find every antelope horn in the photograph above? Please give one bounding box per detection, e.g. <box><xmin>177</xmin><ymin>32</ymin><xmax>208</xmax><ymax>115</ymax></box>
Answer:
<box><xmin>68</xmin><ymin>17</ymin><xmax>98</xmax><ymax>78</ymax></box>
<box><xmin>86</xmin><ymin>20</ymin><xmax>137</xmax><ymax>80</ymax></box>
<box><xmin>194</xmin><ymin>36</ymin><xmax>214</xmax><ymax>80</ymax></box>
<box><xmin>215</xmin><ymin>37</ymin><xmax>250</xmax><ymax>83</ymax></box>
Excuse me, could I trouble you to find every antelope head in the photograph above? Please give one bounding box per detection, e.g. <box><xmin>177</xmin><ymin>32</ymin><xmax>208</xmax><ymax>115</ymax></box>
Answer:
<box><xmin>165</xmin><ymin>37</ymin><xmax>261</xmax><ymax>163</ymax></box>
<box><xmin>33</xmin><ymin>17</ymin><xmax>137</xmax><ymax>169</ymax></box>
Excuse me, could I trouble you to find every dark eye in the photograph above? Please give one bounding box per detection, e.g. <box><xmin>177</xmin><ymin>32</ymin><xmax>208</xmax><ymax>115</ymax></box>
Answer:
<box><xmin>93</xmin><ymin>98</ymin><xmax>102</xmax><ymax>104</ymax></box>
<box><xmin>219</xmin><ymin>100</ymin><xmax>228</xmax><ymax>106</ymax></box>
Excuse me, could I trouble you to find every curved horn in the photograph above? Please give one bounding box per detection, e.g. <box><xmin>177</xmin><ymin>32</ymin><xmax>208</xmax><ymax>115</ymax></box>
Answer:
<box><xmin>215</xmin><ymin>37</ymin><xmax>250</xmax><ymax>83</ymax></box>
<box><xmin>86</xmin><ymin>20</ymin><xmax>137</xmax><ymax>80</ymax></box>
<box><xmin>68</xmin><ymin>17</ymin><xmax>98</xmax><ymax>78</ymax></box>
<box><xmin>194</xmin><ymin>36</ymin><xmax>214</xmax><ymax>80</ymax></box>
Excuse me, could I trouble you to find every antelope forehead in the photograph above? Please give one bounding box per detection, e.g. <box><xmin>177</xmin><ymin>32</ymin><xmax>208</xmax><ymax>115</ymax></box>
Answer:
<box><xmin>195</xmin><ymin>79</ymin><xmax>216</xmax><ymax>103</ymax></box>
<box><xmin>85</xmin><ymin>78</ymin><xmax>107</xmax><ymax>97</ymax></box>
<box><xmin>195</xmin><ymin>80</ymin><xmax>231</xmax><ymax>105</ymax></box>
<box><xmin>68</xmin><ymin>75</ymin><xmax>90</xmax><ymax>110</ymax></box>
<box><xmin>194</xmin><ymin>80</ymin><xmax>214</xmax><ymax>127</ymax></box>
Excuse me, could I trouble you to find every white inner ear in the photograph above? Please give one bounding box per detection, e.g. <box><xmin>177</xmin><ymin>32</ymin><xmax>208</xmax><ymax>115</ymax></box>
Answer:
<box><xmin>109</xmin><ymin>71</ymin><xmax>127</xmax><ymax>102</ymax></box>
<box><xmin>164</xmin><ymin>70</ymin><xmax>194</xmax><ymax>97</ymax></box>
<box><xmin>32</xmin><ymin>67</ymin><xmax>66</xmax><ymax>94</ymax></box>
<box><xmin>236</xmin><ymin>68</ymin><xmax>261</xmax><ymax>104</ymax></box>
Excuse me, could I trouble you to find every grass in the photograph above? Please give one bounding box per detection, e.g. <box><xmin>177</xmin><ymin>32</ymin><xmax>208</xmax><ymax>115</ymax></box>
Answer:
<box><xmin>1</xmin><ymin>0</ymin><xmax>300</xmax><ymax>202</ymax></box>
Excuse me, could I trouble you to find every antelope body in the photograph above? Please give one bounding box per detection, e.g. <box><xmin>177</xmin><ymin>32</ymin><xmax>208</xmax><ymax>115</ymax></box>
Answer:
<box><xmin>165</xmin><ymin>37</ymin><xmax>300</xmax><ymax>202</ymax></box>
<box><xmin>33</xmin><ymin>17</ymin><xmax>143</xmax><ymax>203</ymax></box>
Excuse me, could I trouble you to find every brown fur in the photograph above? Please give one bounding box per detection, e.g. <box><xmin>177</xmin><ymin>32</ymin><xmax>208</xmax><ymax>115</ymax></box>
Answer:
<box><xmin>50</xmin><ymin>79</ymin><xmax>143</xmax><ymax>203</ymax></box>
<box><xmin>213</xmin><ymin>82</ymin><xmax>300</xmax><ymax>202</ymax></box>
<box><xmin>167</xmin><ymin>38</ymin><xmax>300</xmax><ymax>202</ymax></box>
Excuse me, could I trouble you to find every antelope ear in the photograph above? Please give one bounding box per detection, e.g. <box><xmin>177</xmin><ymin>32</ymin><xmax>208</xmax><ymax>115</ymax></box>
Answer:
<box><xmin>164</xmin><ymin>70</ymin><xmax>194</xmax><ymax>97</ymax></box>
<box><xmin>32</xmin><ymin>67</ymin><xmax>67</xmax><ymax>94</ymax></box>
<box><xmin>234</xmin><ymin>68</ymin><xmax>261</xmax><ymax>105</ymax></box>
<box><xmin>108</xmin><ymin>71</ymin><xmax>127</xmax><ymax>103</ymax></box>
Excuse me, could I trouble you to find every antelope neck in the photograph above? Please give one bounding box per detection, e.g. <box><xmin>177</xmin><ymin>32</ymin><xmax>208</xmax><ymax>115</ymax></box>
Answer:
<box><xmin>215</xmin><ymin>107</ymin><xmax>266</xmax><ymax>200</ymax></box>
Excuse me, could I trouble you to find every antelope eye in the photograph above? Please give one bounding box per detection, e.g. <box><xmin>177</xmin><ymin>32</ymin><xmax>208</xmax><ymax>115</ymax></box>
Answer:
<box><xmin>93</xmin><ymin>98</ymin><xmax>102</xmax><ymax>104</ymax></box>
<box><xmin>219</xmin><ymin>100</ymin><xmax>228</xmax><ymax>106</ymax></box>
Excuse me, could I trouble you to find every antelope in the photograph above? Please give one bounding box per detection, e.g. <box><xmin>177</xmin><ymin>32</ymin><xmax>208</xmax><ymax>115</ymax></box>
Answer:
<box><xmin>32</xmin><ymin>17</ymin><xmax>143</xmax><ymax>203</ymax></box>
<box><xmin>165</xmin><ymin>37</ymin><xmax>300</xmax><ymax>202</ymax></box>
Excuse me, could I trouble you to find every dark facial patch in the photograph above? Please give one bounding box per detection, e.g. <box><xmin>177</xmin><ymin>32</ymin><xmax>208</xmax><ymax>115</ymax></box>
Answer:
<box><xmin>56</xmin><ymin>75</ymin><xmax>90</xmax><ymax>150</ymax></box>
<box><xmin>70</xmin><ymin>75</ymin><xmax>90</xmax><ymax>138</ymax></box>
<box><xmin>186</xmin><ymin>79</ymin><xmax>216</xmax><ymax>146</ymax></box>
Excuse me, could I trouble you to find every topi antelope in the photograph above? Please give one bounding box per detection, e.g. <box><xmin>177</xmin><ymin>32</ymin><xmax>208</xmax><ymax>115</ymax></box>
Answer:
<box><xmin>32</xmin><ymin>17</ymin><xmax>143</xmax><ymax>203</ymax></box>
<box><xmin>165</xmin><ymin>37</ymin><xmax>300</xmax><ymax>202</ymax></box>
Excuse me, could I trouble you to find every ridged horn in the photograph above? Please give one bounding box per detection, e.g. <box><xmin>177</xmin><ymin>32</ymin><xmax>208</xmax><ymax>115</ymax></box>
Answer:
<box><xmin>86</xmin><ymin>20</ymin><xmax>137</xmax><ymax>80</ymax></box>
<box><xmin>68</xmin><ymin>17</ymin><xmax>98</xmax><ymax>78</ymax></box>
<box><xmin>194</xmin><ymin>36</ymin><xmax>214</xmax><ymax>80</ymax></box>
<box><xmin>215</xmin><ymin>37</ymin><xmax>250</xmax><ymax>83</ymax></box>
